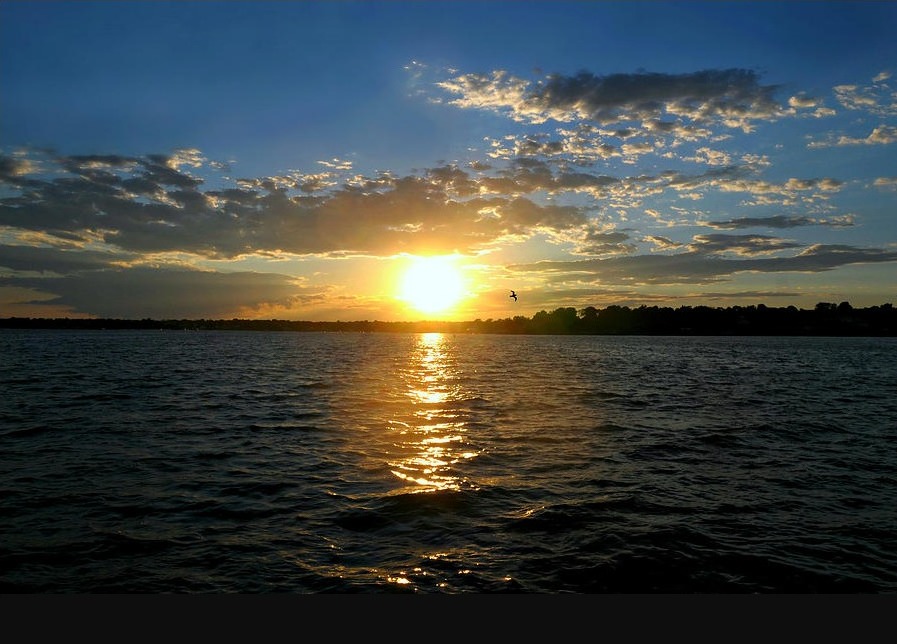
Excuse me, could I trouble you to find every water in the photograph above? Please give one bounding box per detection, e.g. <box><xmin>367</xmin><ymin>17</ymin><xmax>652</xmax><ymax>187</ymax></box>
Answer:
<box><xmin>1</xmin><ymin>329</ymin><xmax>895</xmax><ymax>593</ymax></box>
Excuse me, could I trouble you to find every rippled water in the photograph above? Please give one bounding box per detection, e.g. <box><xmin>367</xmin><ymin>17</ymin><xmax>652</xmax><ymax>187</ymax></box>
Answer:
<box><xmin>1</xmin><ymin>329</ymin><xmax>895</xmax><ymax>593</ymax></box>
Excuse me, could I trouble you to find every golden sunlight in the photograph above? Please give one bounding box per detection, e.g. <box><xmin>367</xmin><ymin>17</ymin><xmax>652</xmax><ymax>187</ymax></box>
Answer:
<box><xmin>397</xmin><ymin>256</ymin><xmax>465</xmax><ymax>316</ymax></box>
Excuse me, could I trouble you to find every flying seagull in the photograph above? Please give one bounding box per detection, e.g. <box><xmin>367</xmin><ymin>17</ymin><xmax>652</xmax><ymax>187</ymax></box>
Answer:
<box><xmin>509</xmin><ymin>290</ymin><xmax>518</xmax><ymax>301</ymax></box>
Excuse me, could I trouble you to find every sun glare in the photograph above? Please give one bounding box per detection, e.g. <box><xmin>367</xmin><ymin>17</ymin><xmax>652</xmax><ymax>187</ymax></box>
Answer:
<box><xmin>398</xmin><ymin>256</ymin><xmax>465</xmax><ymax>316</ymax></box>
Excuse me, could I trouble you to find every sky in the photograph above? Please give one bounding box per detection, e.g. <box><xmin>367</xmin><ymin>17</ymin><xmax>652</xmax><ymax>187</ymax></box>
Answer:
<box><xmin>1</xmin><ymin>0</ymin><xmax>896</xmax><ymax>322</ymax></box>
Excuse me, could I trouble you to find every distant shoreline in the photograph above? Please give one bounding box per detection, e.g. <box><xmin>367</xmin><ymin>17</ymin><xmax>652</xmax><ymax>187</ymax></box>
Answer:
<box><xmin>3</xmin><ymin>302</ymin><xmax>895</xmax><ymax>336</ymax></box>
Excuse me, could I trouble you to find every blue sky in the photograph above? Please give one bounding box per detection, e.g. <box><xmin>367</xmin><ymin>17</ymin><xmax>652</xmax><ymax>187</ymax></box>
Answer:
<box><xmin>1</xmin><ymin>1</ymin><xmax>895</xmax><ymax>321</ymax></box>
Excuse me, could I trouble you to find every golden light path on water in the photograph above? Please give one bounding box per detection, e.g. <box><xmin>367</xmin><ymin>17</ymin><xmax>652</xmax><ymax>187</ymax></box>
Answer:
<box><xmin>387</xmin><ymin>332</ymin><xmax>479</xmax><ymax>493</ymax></box>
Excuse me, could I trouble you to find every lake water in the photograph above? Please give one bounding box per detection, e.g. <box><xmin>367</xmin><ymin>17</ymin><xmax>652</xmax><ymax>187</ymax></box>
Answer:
<box><xmin>1</xmin><ymin>329</ymin><xmax>895</xmax><ymax>593</ymax></box>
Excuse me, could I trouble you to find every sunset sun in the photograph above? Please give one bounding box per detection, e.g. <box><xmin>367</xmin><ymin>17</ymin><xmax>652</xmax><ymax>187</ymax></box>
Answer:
<box><xmin>398</xmin><ymin>255</ymin><xmax>466</xmax><ymax>316</ymax></box>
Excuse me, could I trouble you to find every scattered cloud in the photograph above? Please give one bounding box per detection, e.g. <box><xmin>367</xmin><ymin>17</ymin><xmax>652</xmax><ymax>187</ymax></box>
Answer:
<box><xmin>2</xmin><ymin>56</ymin><xmax>896</xmax><ymax>318</ymax></box>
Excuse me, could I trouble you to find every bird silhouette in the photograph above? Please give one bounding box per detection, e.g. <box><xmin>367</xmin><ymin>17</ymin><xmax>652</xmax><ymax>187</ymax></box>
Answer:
<box><xmin>509</xmin><ymin>290</ymin><xmax>517</xmax><ymax>301</ymax></box>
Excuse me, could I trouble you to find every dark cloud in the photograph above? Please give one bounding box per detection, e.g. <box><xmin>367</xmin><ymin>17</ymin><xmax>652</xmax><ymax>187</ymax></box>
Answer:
<box><xmin>2</xmin><ymin>148</ymin><xmax>848</xmax><ymax>271</ymax></box>
<box><xmin>0</xmin><ymin>244</ymin><xmax>132</xmax><ymax>273</ymax></box>
<box><xmin>705</xmin><ymin>215</ymin><xmax>854</xmax><ymax>229</ymax></box>
<box><xmin>576</xmin><ymin>230</ymin><xmax>637</xmax><ymax>255</ymax></box>
<box><xmin>689</xmin><ymin>234</ymin><xmax>803</xmax><ymax>255</ymax></box>
<box><xmin>3</xmin><ymin>266</ymin><xmax>315</xmax><ymax>319</ymax></box>
<box><xmin>536</xmin><ymin>68</ymin><xmax>782</xmax><ymax>125</ymax></box>
<box><xmin>438</xmin><ymin>67</ymin><xmax>788</xmax><ymax>131</ymax></box>
<box><xmin>508</xmin><ymin>244</ymin><xmax>897</xmax><ymax>285</ymax></box>
<box><xmin>0</xmin><ymin>154</ymin><xmax>592</xmax><ymax>259</ymax></box>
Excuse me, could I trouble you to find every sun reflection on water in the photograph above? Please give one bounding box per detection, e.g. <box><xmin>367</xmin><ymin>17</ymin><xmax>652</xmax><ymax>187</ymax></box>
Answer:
<box><xmin>388</xmin><ymin>332</ymin><xmax>478</xmax><ymax>493</ymax></box>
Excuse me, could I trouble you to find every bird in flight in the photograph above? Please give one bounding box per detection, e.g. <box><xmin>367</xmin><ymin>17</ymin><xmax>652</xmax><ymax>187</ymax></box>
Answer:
<box><xmin>509</xmin><ymin>290</ymin><xmax>518</xmax><ymax>301</ymax></box>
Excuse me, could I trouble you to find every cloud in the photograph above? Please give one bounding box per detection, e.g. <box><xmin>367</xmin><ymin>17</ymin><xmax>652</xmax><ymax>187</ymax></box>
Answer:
<box><xmin>808</xmin><ymin>125</ymin><xmax>897</xmax><ymax>148</ymax></box>
<box><xmin>683</xmin><ymin>147</ymin><xmax>732</xmax><ymax>166</ymax></box>
<box><xmin>435</xmin><ymin>67</ymin><xmax>824</xmax><ymax>169</ymax></box>
<box><xmin>689</xmin><ymin>233</ymin><xmax>803</xmax><ymax>256</ymax></box>
<box><xmin>508</xmin><ymin>244</ymin><xmax>897</xmax><ymax>285</ymax></box>
<box><xmin>644</xmin><ymin>235</ymin><xmax>685</xmax><ymax>251</ymax></box>
<box><xmin>0</xmin><ymin>150</ymin><xmax>592</xmax><ymax>260</ymax></box>
<box><xmin>574</xmin><ymin>228</ymin><xmax>637</xmax><ymax>256</ymax></box>
<box><xmin>437</xmin><ymin>68</ymin><xmax>789</xmax><ymax>133</ymax></box>
<box><xmin>833</xmin><ymin>72</ymin><xmax>897</xmax><ymax>116</ymax></box>
<box><xmin>1</xmin><ymin>264</ymin><xmax>319</xmax><ymax>319</ymax></box>
<box><xmin>2</xmin><ymin>61</ymin><xmax>895</xmax><ymax>319</ymax></box>
<box><xmin>0</xmin><ymin>243</ymin><xmax>132</xmax><ymax>274</ymax></box>
<box><xmin>703</xmin><ymin>215</ymin><xmax>854</xmax><ymax>229</ymax></box>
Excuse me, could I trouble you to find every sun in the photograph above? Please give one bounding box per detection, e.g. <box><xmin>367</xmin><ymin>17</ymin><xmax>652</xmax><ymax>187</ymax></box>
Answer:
<box><xmin>397</xmin><ymin>255</ymin><xmax>466</xmax><ymax>316</ymax></box>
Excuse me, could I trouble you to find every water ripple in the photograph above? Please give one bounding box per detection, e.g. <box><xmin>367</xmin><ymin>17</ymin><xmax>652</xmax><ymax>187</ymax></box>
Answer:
<box><xmin>1</xmin><ymin>330</ymin><xmax>895</xmax><ymax>592</ymax></box>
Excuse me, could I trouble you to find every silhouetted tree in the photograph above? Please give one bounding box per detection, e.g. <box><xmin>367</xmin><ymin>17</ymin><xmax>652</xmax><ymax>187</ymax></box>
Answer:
<box><xmin>3</xmin><ymin>301</ymin><xmax>896</xmax><ymax>335</ymax></box>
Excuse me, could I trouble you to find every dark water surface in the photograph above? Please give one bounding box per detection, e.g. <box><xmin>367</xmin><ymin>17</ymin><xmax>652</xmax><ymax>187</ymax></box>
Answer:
<box><xmin>2</xmin><ymin>329</ymin><xmax>895</xmax><ymax>593</ymax></box>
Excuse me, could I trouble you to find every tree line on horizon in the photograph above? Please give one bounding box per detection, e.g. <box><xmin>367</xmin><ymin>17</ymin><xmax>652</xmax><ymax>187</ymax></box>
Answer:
<box><xmin>2</xmin><ymin>301</ymin><xmax>895</xmax><ymax>335</ymax></box>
